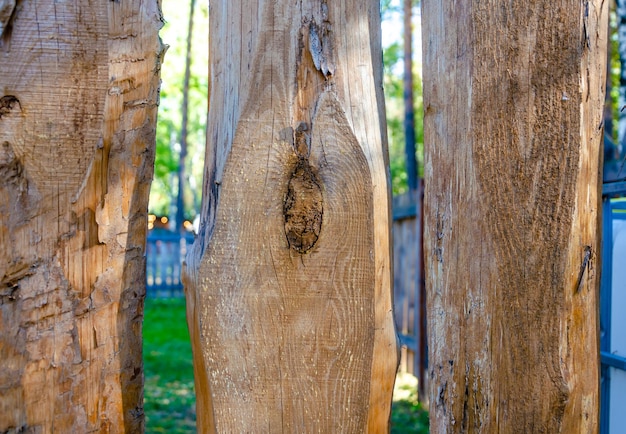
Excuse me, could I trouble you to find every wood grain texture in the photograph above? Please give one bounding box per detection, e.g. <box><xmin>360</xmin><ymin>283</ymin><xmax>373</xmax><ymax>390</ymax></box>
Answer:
<box><xmin>0</xmin><ymin>1</ymin><xmax>164</xmax><ymax>432</ymax></box>
<box><xmin>183</xmin><ymin>1</ymin><xmax>398</xmax><ymax>432</ymax></box>
<box><xmin>422</xmin><ymin>0</ymin><xmax>607</xmax><ymax>432</ymax></box>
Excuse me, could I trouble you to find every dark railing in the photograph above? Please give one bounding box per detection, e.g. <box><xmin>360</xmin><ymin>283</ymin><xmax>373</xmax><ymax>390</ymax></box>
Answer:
<box><xmin>391</xmin><ymin>191</ymin><xmax>425</xmax><ymax>387</ymax></box>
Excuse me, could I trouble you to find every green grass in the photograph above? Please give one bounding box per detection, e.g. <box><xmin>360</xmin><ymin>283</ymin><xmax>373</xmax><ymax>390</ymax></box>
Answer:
<box><xmin>391</xmin><ymin>373</ymin><xmax>430</xmax><ymax>433</ymax></box>
<box><xmin>143</xmin><ymin>298</ymin><xmax>429</xmax><ymax>433</ymax></box>
<box><xmin>143</xmin><ymin>298</ymin><xmax>196</xmax><ymax>433</ymax></box>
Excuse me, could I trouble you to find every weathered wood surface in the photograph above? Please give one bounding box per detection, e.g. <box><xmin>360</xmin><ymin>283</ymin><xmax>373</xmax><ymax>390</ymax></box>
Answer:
<box><xmin>422</xmin><ymin>0</ymin><xmax>607</xmax><ymax>432</ymax></box>
<box><xmin>0</xmin><ymin>1</ymin><xmax>163</xmax><ymax>432</ymax></box>
<box><xmin>183</xmin><ymin>0</ymin><xmax>398</xmax><ymax>432</ymax></box>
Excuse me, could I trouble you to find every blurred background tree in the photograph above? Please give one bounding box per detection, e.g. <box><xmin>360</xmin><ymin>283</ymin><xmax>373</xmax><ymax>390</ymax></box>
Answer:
<box><xmin>607</xmin><ymin>2</ymin><xmax>626</xmax><ymax>183</ymax></box>
<box><xmin>382</xmin><ymin>0</ymin><xmax>424</xmax><ymax>195</ymax></box>
<box><xmin>150</xmin><ymin>0</ymin><xmax>208</xmax><ymax>228</ymax></box>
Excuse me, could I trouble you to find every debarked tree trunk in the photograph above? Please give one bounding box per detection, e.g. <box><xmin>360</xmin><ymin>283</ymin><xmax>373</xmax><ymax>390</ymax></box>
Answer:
<box><xmin>422</xmin><ymin>0</ymin><xmax>607</xmax><ymax>432</ymax></box>
<box><xmin>0</xmin><ymin>1</ymin><xmax>164</xmax><ymax>432</ymax></box>
<box><xmin>183</xmin><ymin>0</ymin><xmax>398</xmax><ymax>432</ymax></box>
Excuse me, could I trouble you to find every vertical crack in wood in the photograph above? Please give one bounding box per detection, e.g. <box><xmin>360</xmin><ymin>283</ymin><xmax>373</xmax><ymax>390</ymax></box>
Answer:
<box><xmin>287</xmin><ymin>4</ymin><xmax>338</xmax><ymax>255</ymax></box>
<box><xmin>308</xmin><ymin>22</ymin><xmax>334</xmax><ymax>77</ymax></box>
<box><xmin>575</xmin><ymin>245</ymin><xmax>592</xmax><ymax>293</ymax></box>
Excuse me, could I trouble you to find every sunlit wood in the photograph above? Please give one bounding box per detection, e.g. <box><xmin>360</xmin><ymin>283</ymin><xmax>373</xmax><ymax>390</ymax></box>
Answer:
<box><xmin>184</xmin><ymin>1</ymin><xmax>398</xmax><ymax>431</ymax></box>
<box><xmin>0</xmin><ymin>1</ymin><xmax>163</xmax><ymax>431</ymax></box>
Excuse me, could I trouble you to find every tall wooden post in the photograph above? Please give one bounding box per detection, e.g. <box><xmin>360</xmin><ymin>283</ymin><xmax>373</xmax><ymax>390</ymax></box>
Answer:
<box><xmin>422</xmin><ymin>0</ymin><xmax>607</xmax><ymax>432</ymax></box>
<box><xmin>183</xmin><ymin>0</ymin><xmax>398</xmax><ymax>432</ymax></box>
<box><xmin>0</xmin><ymin>1</ymin><xmax>163</xmax><ymax>432</ymax></box>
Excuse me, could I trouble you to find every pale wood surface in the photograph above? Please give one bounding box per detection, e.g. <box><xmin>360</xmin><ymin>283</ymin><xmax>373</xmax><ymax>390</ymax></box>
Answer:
<box><xmin>0</xmin><ymin>1</ymin><xmax>163</xmax><ymax>432</ymax></box>
<box><xmin>183</xmin><ymin>1</ymin><xmax>398</xmax><ymax>432</ymax></box>
<box><xmin>422</xmin><ymin>0</ymin><xmax>607</xmax><ymax>432</ymax></box>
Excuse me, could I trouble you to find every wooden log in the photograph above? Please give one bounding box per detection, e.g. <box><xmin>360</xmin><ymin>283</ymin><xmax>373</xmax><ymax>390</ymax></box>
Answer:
<box><xmin>183</xmin><ymin>0</ymin><xmax>398</xmax><ymax>432</ymax></box>
<box><xmin>0</xmin><ymin>1</ymin><xmax>163</xmax><ymax>431</ymax></box>
<box><xmin>422</xmin><ymin>0</ymin><xmax>607</xmax><ymax>432</ymax></box>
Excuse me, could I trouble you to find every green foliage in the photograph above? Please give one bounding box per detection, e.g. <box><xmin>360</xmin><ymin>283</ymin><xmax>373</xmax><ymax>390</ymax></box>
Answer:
<box><xmin>382</xmin><ymin>27</ymin><xmax>424</xmax><ymax>195</ymax></box>
<box><xmin>381</xmin><ymin>0</ymin><xmax>400</xmax><ymax>17</ymax></box>
<box><xmin>391</xmin><ymin>399</ymin><xmax>430</xmax><ymax>433</ymax></box>
<box><xmin>391</xmin><ymin>373</ymin><xmax>430</xmax><ymax>433</ymax></box>
<box><xmin>152</xmin><ymin>1</ymin><xmax>208</xmax><ymax>220</ymax></box>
